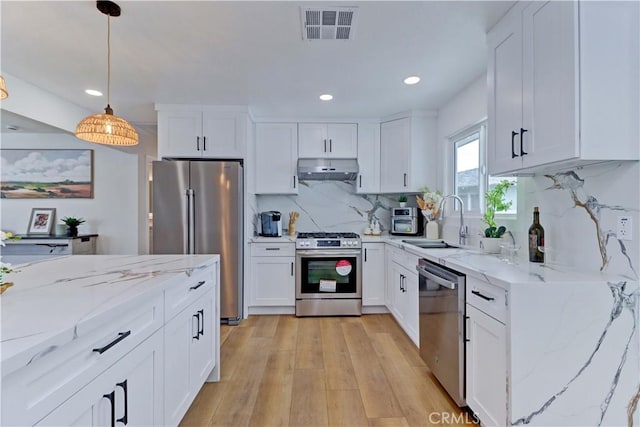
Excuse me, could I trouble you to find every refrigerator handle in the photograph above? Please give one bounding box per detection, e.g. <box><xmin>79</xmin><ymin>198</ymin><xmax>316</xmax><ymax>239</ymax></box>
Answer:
<box><xmin>187</xmin><ymin>188</ymin><xmax>195</xmax><ymax>254</ymax></box>
<box><xmin>183</xmin><ymin>189</ymin><xmax>190</xmax><ymax>254</ymax></box>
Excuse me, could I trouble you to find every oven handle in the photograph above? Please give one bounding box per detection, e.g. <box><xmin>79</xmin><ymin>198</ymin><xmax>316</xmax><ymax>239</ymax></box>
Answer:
<box><xmin>296</xmin><ymin>250</ymin><xmax>362</xmax><ymax>257</ymax></box>
<box><xmin>416</xmin><ymin>265</ymin><xmax>457</xmax><ymax>290</ymax></box>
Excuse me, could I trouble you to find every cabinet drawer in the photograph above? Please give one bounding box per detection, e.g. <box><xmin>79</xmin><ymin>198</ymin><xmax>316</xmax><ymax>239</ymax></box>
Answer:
<box><xmin>71</xmin><ymin>237</ymin><xmax>96</xmax><ymax>254</ymax></box>
<box><xmin>390</xmin><ymin>246</ymin><xmax>419</xmax><ymax>273</ymax></box>
<box><xmin>466</xmin><ymin>276</ymin><xmax>507</xmax><ymax>324</ymax></box>
<box><xmin>164</xmin><ymin>266</ymin><xmax>214</xmax><ymax>321</ymax></box>
<box><xmin>1</xmin><ymin>293</ymin><xmax>163</xmax><ymax>426</ymax></box>
<box><xmin>251</xmin><ymin>243</ymin><xmax>295</xmax><ymax>257</ymax></box>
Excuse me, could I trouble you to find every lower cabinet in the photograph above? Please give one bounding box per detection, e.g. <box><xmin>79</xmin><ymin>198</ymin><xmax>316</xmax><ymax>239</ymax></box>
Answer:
<box><xmin>249</xmin><ymin>242</ymin><xmax>295</xmax><ymax>310</ymax></box>
<box><xmin>385</xmin><ymin>246</ymin><xmax>419</xmax><ymax>346</ymax></box>
<box><xmin>38</xmin><ymin>330</ymin><xmax>163</xmax><ymax>426</ymax></box>
<box><xmin>362</xmin><ymin>242</ymin><xmax>385</xmax><ymax>306</ymax></box>
<box><xmin>164</xmin><ymin>288</ymin><xmax>215</xmax><ymax>426</ymax></box>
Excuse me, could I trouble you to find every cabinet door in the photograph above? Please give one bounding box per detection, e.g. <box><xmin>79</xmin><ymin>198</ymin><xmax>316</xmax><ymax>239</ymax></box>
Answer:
<box><xmin>202</xmin><ymin>112</ymin><xmax>245</xmax><ymax>158</ymax></box>
<box><xmin>466</xmin><ymin>304</ymin><xmax>507</xmax><ymax>427</ymax></box>
<box><xmin>380</xmin><ymin>118</ymin><xmax>410</xmax><ymax>193</ymax></box>
<box><xmin>298</xmin><ymin>123</ymin><xmax>328</xmax><ymax>158</ymax></box>
<box><xmin>255</xmin><ymin>123</ymin><xmax>299</xmax><ymax>194</ymax></box>
<box><xmin>327</xmin><ymin>123</ymin><xmax>358</xmax><ymax>158</ymax></box>
<box><xmin>356</xmin><ymin>123</ymin><xmax>380</xmax><ymax>193</ymax></box>
<box><xmin>190</xmin><ymin>292</ymin><xmax>216</xmax><ymax>389</ymax></box>
<box><xmin>250</xmin><ymin>256</ymin><xmax>295</xmax><ymax>306</ymax></box>
<box><xmin>401</xmin><ymin>269</ymin><xmax>419</xmax><ymax>346</ymax></box>
<box><xmin>362</xmin><ymin>243</ymin><xmax>385</xmax><ymax>306</ymax></box>
<box><xmin>522</xmin><ymin>1</ymin><xmax>578</xmax><ymax>169</ymax></box>
<box><xmin>487</xmin><ymin>4</ymin><xmax>524</xmax><ymax>176</ymax></box>
<box><xmin>157</xmin><ymin>110</ymin><xmax>203</xmax><ymax>158</ymax></box>
<box><xmin>38</xmin><ymin>331</ymin><xmax>163</xmax><ymax>427</ymax></box>
<box><xmin>389</xmin><ymin>262</ymin><xmax>405</xmax><ymax>324</ymax></box>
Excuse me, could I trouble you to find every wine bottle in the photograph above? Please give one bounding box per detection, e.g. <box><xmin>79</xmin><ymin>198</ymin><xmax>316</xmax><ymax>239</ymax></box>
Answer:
<box><xmin>528</xmin><ymin>207</ymin><xmax>545</xmax><ymax>263</ymax></box>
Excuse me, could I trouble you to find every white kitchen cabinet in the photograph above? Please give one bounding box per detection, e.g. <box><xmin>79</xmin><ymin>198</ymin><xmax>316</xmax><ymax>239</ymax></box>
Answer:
<box><xmin>298</xmin><ymin>123</ymin><xmax>357</xmax><ymax>158</ymax></box>
<box><xmin>164</xmin><ymin>288</ymin><xmax>215</xmax><ymax>426</ymax></box>
<box><xmin>355</xmin><ymin>122</ymin><xmax>380</xmax><ymax>193</ymax></box>
<box><xmin>249</xmin><ymin>242</ymin><xmax>295</xmax><ymax>310</ymax></box>
<box><xmin>157</xmin><ymin>106</ymin><xmax>248</xmax><ymax>159</ymax></box>
<box><xmin>384</xmin><ymin>245</ymin><xmax>419</xmax><ymax>346</ymax></box>
<box><xmin>380</xmin><ymin>112</ymin><xmax>437</xmax><ymax>193</ymax></box>
<box><xmin>38</xmin><ymin>330</ymin><xmax>163</xmax><ymax>427</ymax></box>
<box><xmin>465</xmin><ymin>276</ymin><xmax>508</xmax><ymax>427</ymax></box>
<box><xmin>362</xmin><ymin>242</ymin><xmax>385</xmax><ymax>306</ymax></box>
<box><xmin>487</xmin><ymin>1</ymin><xmax>639</xmax><ymax>176</ymax></box>
<box><xmin>255</xmin><ymin>123</ymin><xmax>298</xmax><ymax>194</ymax></box>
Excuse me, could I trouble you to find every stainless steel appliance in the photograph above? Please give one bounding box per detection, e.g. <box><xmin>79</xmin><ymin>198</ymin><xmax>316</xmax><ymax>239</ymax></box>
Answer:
<box><xmin>391</xmin><ymin>207</ymin><xmax>423</xmax><ymax>236</ymax></box>
<box><xmin>297</xmin><ymin>158</ymin><xmax>359</xmax><ymax>181</ymax></box>
<box><xmin>295</xmin><ymin>232</ymin><xmax>362</xmax><ymax>316</ymax></box>
<box><xmin>260</xmin><ymin>211</ymin><xmax>282</xmax><ymax>237</ymax></box>
<box><xmin>152</xmin><ymin>160</ymin><xmax>243</xmax><ymax>324</ymax></box>
<box><xmin>417</xmin><ymin>258</ymin><xmax>466</xmax><ymax>406</ymax></box>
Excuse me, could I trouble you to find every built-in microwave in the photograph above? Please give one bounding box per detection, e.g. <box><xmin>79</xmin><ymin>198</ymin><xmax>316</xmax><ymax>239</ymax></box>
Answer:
<box><xmin>391</xmin><ymin>207</ymin><xmax>423</xmax><ymax>236</ymax></box>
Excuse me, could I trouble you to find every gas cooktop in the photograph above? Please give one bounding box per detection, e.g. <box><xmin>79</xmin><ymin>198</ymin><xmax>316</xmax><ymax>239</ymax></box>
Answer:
<box><xmin>297</xmin><ymin>232</ymin><xmax>360</xmax><ymax>239</ymax></box>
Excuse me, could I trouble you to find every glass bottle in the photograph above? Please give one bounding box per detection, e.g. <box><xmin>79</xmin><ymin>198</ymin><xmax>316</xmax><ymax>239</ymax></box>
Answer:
<box><xmin>528</xmin><ymin>207</ymin><xmax>545</xmax><ymax>263</ymax></box>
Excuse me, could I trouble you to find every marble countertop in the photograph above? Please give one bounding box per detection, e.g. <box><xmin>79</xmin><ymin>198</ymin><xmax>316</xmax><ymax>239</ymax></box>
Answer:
<box><xmin>249</xmin><ymin>235</ymin><xmax>296</xmax><ymax>243</ymax></box>
<box><xmin>1</xmin><ymin>254</ymin><xmax>218</xmax><ymax>376</ymax></box>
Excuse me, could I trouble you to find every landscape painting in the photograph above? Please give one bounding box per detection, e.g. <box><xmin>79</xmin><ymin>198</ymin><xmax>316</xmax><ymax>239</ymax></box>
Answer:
<box><xmin>1</xmin><ymin>149</ymin><xmax>94</xmax><ymax>199</ymax></box>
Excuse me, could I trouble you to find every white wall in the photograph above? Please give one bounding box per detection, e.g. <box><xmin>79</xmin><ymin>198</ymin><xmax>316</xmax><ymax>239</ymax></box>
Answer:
<box><xmin>1</xmin><ymin>133</ymin><xmax>139</xmax><ymax>254</ymax></box>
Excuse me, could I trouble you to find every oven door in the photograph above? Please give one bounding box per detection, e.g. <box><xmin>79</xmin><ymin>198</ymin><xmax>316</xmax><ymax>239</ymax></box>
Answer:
<box><xmin>296</xmin><ymin>249</ymin><xmax>362</xmax><ymax>299</ymax></box>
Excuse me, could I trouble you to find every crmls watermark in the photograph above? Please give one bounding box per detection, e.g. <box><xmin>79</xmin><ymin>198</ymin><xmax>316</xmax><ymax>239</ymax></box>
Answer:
<box><xmin>428</xmin><ymin>412</ymin><xmax>480</xmax><ymax>425</ymax></box>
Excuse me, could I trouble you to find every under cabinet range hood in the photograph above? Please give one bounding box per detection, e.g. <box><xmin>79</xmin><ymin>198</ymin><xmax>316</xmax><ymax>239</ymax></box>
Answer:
<box><xmin>297</xmin><ymin>158</ymin><xmax>359</xmax><ymax>181</ymax></box>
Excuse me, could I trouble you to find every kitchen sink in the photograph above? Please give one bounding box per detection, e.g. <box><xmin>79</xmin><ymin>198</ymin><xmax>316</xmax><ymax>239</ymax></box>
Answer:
<box><xmin>401</xmin><ymin>239</ymin><xmax>460</xmax><ymax>249</ymax></box>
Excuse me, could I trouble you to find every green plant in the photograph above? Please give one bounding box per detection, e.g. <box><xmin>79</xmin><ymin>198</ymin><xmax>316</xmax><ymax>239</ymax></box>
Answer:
<box><xmin>398</xmin><ymin>194</ymin><xmax>408</xmax><ymax>203</ymax></box>
<box><xmin>60</xmin><ymin>216</ymin><xmax>86</xmax><ymax>227</ymax></box>
<box><xmin>482</xmin><ymin>180</ymin><xmax>513</xmax><ymax>238</ymax></box>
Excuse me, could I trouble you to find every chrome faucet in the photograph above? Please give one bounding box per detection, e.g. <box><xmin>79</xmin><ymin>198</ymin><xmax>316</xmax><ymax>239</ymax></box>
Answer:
<box><xmin>437</xmin><ymin>194</ymin><xmax>468</xmax><ymax>246</ymax></box>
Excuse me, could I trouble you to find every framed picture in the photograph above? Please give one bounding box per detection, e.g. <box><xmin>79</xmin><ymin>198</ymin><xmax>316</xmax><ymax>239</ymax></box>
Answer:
<box><xmin>1</xmin><ymin>149</ymin><xmax>94</xmax><ymax>199</ymax></box>
<box><xmin>27</xmin><ymin>208</ymin><xmax>56</xmax><ymax>235</ymax></box>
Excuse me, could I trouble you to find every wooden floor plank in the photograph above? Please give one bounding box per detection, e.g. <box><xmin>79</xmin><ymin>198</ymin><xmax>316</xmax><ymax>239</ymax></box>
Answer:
<box><xmin>249</xmin><ymin>350</ymin><xmax>295</xmax><ymax>427</ymax></box>
<box><xmin>368</xmin><ymin>417</ymin><xmax>411</xmax><ymax>427</ymax></box>
<box><xmin>218</xmin><ymin>324</ymin><xmax>255</xmax><ymax>382</ymax></box>
<box><xmin>320</xmin><ymin>317</ymin><xmax>359</xmax><ymax>390</ymax></box>
<box><xmin>273</xmin><ymin>315</ymin><xmax>298</xmax><ymax>352</ymax></box>
<box><xmin>250</xmin><ymin>314</ymin><xmax>280</xmax><ymax>338</ymax></box>
<box><xmin>375</xmin><ymin>314</ymin><xmax>426</xmax><ymax>368</ymax></box>
<box><xmin>326</xmin><ymin>389</ymin><xmax>369</xmax><ymax>427</ymax></box>
<box><xmin>290</xmin><ymin>368</ymin><xmax>329</xmax><ymax>427</ymax></box>
<box><xmin>342</xmin><ymin>322</ymin><xmax>404</xmax><ymax>419</ymax></box>
<box><xmin>179</xmin><ymin>382</ymin><xmax>226</xmax><ymax>427</ymax></box>
<box><xmin>295</xmin><ymin>317</ymin><xmax>324</xmax><ymax>369</ymax></box>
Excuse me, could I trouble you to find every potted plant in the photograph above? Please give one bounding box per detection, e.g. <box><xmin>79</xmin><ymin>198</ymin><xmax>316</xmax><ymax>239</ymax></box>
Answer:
<box><xmin>481</xmin><ymin>180</ymin><xmax>513</xmax><ymax>253</ymax></box>
<box><xmin>398</xmin><ymin>194</ymin><xmax>408</xmax><ymax>208</ymax></box>
<box><xmin>61</xmin><ymin>217</ymin><xmax>86</xmax><ymax>237</ymax></box>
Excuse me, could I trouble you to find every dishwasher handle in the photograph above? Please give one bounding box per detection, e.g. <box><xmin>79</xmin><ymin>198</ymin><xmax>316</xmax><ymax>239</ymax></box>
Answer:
<box><xmin>416</xmin><ymin>265</ymin><xmax>457</xmax><ymax>290</ymax></box>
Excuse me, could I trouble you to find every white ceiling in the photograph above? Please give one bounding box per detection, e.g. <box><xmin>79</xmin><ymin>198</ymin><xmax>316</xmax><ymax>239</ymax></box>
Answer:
<box><xmin>1</xmin><ymin>1</ymin><xmax>514</xmax><ymax>127</ymax></box>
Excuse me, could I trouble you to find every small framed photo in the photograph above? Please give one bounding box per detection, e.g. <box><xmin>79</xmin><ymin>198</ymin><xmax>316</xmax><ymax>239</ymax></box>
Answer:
<box><xmin>27</xmin><ymin>208</ymin><xmax>56</xmax><ymax>235</ymax></box>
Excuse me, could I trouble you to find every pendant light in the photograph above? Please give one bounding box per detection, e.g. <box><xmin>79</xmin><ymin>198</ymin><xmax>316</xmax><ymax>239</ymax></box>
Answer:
<box><xmin>75</xmin><ymin>1</ymin><xmax>138</xmax><ymax>146</ymax></box>
<box><xmin>0</xmin><ymin>75</ymin><xmax>8</xmax><ymax>100</ymax></box>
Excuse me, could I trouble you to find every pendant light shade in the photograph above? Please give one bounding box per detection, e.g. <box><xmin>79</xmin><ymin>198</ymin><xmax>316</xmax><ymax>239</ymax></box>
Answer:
<box><xmin>0</xmin><ymin>75</ymin><xmax>8</xmax><ymax>100</ymax></box>
<box><xmin>75</xmin><ymin>1</ymin><xmax>138</xmax><ymax>146</ymax></box>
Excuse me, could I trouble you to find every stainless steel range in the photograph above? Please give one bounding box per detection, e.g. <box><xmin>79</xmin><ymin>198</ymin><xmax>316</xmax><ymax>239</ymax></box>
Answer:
<box><xmin>295</xmin><ymin>232</ymin><xmax>362</xmax><ymax>316</ymax></box>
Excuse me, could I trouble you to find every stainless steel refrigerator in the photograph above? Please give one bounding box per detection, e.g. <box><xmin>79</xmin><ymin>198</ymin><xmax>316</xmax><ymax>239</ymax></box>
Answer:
<box><xmin>152</xmin><ymin>160</ymin><xmax>243</xmax><ymax>323</ymax></box>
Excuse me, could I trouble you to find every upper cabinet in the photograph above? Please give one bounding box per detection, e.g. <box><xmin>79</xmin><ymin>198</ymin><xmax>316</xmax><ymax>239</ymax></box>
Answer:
<box><xmin>298</xmin><ymin>123</ymin><xmax>358</xmax><ymax>158</ymax></box>
<box><xmin>356</xmin><ymin>122</ymin><xmax>381</xmax><ymax>193</ymax></box>
<box><xmin>488</xmin><ymin>1</ymin><xmax>639</xmax><ymax>176</ymax></box>
<box><xmin>255</xmin><ymin>123</ymin><xmax>299</xmax><ymax>194</ymax></box>
<box><xmin>157</xmin><ymin>105</ymin><xmax>249</xmax><ymax>159</ymax></box>
<box><xmin>380</xmin><ymin>113</ymin><xmax>437</xmax><ymax>193</ymax></box>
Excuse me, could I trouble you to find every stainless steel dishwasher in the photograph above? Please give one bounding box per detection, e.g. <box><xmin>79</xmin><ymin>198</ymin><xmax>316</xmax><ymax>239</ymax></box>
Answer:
<box><xmin>417</xmin><ymin>258</ymin><xmax>466</xmax><ymax>406</ymax></box>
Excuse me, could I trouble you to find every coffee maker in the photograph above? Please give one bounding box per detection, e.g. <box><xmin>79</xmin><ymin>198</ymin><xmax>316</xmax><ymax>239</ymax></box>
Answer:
<box><xmin>260</xmin><ymin>211</ymin><xmax>283</xmax><ymax>237</ymax></box>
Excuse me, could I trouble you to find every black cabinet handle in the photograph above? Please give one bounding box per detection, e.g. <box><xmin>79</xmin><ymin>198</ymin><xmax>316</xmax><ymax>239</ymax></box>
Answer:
<box><xmin>196</xmin><ymin>136</ymin><xmax>200</xmax><ymax>151</ymax></box>
<box><xmin>192</xmin><ymin>313</ymin><xmax>200</xmax><ymax>340</ymax></box>
<box><xmin>359</xmin><ymin>175</ymin><xmax>362</xmax><ymax>188</ymax></box>
<box><xmin>324</xmin><ymin>139</ymin><xmax>327</xmax><ymax>152</ymax></box>
<box><xmin>329</xmin><ymin>139</ymin><xmax>332</xmax><ymax>152</ymax></box>
<box><xmin>471</xmin><ymin>290</ymin><xmax>495</xmax><ymax>301</ymax></box>
<box><xmin>464</xmin><ymin>315</ymin><xmax>470</xmax><ymax>343</ymax></box>
<box><xmin>103</xmin><ymin>391</ymin><xmax>115</xmax><ymax>427</ymax></box>
<box><xmin>116</xmin><ymin>380</ymin><xmax>128</xmax><ymax>425</ymax></box>
<box><xmin>291</xmin><ymin>262</ymin><xmax>294</xmax><ymax>276</ymax></box>
<box><xmin>203</xmin><ymin>136</ymin><xmax>207</xmax><ymax>151</ymax></box>
<box><xmin>520</xmin><ymin>128</ymin><xmax>528</xmax><ymax>156</ymax></box>
<box><xmin>403</xmin><ymin>173</ymin><xmax>407</xmax><ymax>187</ymax></box>
<box><xmin>265</xmin><ymin>247</ymin><xmax>280</xmax><ymax>251</ymax></box>
<box><xmin>364</xmin><ymin>248</ymin><xmax>367</xmax><ymax>262</ymax></box>
<box><xmin>93</xmin><ymin>331</ymin><xmax>131</xmax><ymax>354</ymax></box>
<box><xmin>511</xmin><ymin>130</ymin><xmax>519</xmax><ymax>158</ymax></box>
<box><xmin>293</xmin><ymin>175</ymin><xmax>296</xmax><ymax>189</ymax></box>
<box><xmin>198</xmin><ymin>309</ymin><xmax>204</xmax><ymax>336</ymax></box>
<box><xmin>189</xmin><ymin>280</ymin><xmax>206</xmax><ymax>291</ymax></box>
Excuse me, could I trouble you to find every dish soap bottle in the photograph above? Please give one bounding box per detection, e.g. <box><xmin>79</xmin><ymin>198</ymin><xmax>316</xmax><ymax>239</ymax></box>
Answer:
<box><xmin>528</xmin><ymin>206</ymin><xmax>545</xmax><ymax>263</ymax></box>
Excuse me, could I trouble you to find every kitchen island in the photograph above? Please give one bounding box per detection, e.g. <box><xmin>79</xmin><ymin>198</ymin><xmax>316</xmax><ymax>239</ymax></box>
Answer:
<box><xmin>1</xmin><ymin>254</ymin><xmax>220</xmax><ymax>427</ymax></box>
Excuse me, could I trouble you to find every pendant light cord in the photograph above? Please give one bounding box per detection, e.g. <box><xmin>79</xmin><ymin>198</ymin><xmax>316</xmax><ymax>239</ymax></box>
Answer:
<box><xmin>106</xmin><ymin>14</ymin><xmax>111</xmax><ymax>107</ymax></box>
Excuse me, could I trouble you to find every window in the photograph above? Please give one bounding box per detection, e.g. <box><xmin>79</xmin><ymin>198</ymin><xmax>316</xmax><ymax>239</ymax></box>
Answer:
<box><xmin>452</xmin><ymin>122</ymin><xmax>516</xmax><ymax>215</ymax></box>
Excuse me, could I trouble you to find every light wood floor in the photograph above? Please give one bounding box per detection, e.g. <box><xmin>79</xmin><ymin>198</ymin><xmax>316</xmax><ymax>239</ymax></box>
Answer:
<box><xmin>180</xmin><ymin>314</ymin><xmax>471</xmax><ymax>427</ymax></box>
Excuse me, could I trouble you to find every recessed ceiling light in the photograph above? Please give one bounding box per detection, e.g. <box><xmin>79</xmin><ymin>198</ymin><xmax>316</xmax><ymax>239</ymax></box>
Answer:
<box><xmin>319</xmin><ymin>94</ymin><xmax>333</xmax><ymax>101</ymax></box>
<box><xmin>403</xmin><ymin>76</ymin><xmax>421</xmax><ymax>85</ymax></box>
<box><xmin>85</xmin><ymin>89</ymin><xmax>103</xmax><ymax>97</ymax></box>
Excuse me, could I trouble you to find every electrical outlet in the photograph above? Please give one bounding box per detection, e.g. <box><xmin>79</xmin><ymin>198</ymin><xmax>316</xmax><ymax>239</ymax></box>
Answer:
<box><xmin>617</xmin><ymin>216</ymin><xmax>632</xmax><ymax>241</ymax></box>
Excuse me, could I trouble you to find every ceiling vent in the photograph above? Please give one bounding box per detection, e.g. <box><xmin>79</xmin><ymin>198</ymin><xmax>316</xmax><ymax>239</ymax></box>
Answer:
<box><xmin>300</xmin><ymin>7</ymin><xmax>358</xmax><ymax>40</ymax></box>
